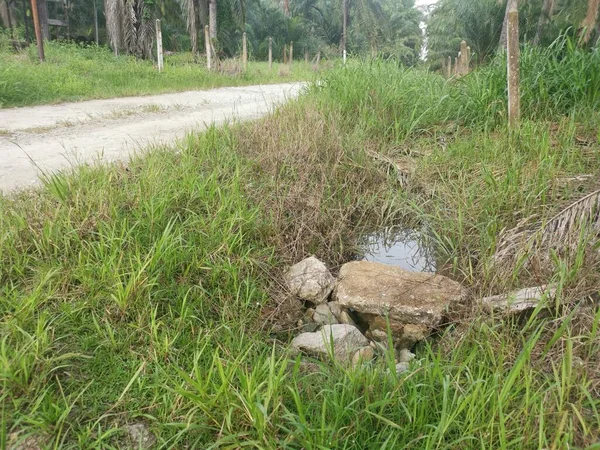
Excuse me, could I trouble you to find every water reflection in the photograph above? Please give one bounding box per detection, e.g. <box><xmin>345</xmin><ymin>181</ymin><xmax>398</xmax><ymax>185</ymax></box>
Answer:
<box><xmin>357</xmin><ymin>227</ymin><xmax>436</xmax><ymax>272</ymax></box>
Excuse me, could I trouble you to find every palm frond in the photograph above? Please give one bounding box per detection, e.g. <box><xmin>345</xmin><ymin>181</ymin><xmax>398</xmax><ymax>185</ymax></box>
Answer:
<box><xmin>494</xmin><ymin>187</ymin><xmax>600</xmax><ymax>273</ymax></box>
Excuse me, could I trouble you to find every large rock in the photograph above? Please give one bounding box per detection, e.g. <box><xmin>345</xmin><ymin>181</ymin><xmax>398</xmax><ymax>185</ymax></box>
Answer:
<box><xmin>312</xmin><ymin>303</ymin><xmax>340</xmax><ymax>325</ymax></box>
<box><xmin>334</xmin><ymin>261</ymin><xmax>467</xmax><ymax>345</ymax></box>
<box><xmin>285</xmin><ymin>256</ymin><xmax>335</xmax><ymax>304</ymax></box>
<box><xmin>291</xmin><ymin>324</ymin><xmax>369</xmax><ymax>361</ymax></box>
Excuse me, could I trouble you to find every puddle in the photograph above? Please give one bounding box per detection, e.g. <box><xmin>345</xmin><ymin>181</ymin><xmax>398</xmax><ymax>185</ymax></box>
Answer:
<box><xmin>356</xmin><ymin>227</ymin><xmax>437</xmax><ymax>272</ymax></box>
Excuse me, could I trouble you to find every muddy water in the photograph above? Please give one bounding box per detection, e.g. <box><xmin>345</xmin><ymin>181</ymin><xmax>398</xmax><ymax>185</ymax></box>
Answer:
<box><xmin>357</xmin><ymin>227</ymin><xmax>436</xmax><ymax>272</ymax></box>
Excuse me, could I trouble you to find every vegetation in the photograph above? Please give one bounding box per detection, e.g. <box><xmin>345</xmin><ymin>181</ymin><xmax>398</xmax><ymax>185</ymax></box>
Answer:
<box><xmin>0</xmin><ymin>40</ymin><xmax>317</xmax><ymax>107</ymax></box>
<box><xmin>2</xmin><ymin>32</ymin><xmax>600</xmax><ymax>448</ymax></box>
<box><xmin>0</xmin><ymin>0</ymin><xmax>423</xmax><ymax>64</ymax></box>
<box><xmin>427</xmin><ymin>0</ymin><xmax>600</xmax><ymax>68</ymax></box>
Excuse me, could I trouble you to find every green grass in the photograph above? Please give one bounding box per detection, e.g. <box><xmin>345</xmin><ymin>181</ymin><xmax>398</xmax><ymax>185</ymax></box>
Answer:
<box><xmin>2</xmin><ymin>41</ymin><xmax>600</xmax><ymax>448</ymax></box>
<box><xmin>0</xmin><ymin>41</ymin><xmax>318</xmax><ymax>108</ymax></box>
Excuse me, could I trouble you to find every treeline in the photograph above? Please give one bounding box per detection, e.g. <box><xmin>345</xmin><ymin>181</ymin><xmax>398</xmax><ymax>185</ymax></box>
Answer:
<box><xmin>427</xmin><ymin>0</ymin><xmax>600</xmax><ymax>70</ymax></box>
<box><xmin>0</xmin><ymin>0</ymin><xmax>423</xmax><ymax>64</ymax></box>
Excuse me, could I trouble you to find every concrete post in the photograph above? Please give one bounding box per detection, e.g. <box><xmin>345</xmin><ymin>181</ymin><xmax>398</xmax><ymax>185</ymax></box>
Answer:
<box><xmin>156</xmin><ymin>20</ymin><xmax>164</xmax><ymax>72</ymax></box>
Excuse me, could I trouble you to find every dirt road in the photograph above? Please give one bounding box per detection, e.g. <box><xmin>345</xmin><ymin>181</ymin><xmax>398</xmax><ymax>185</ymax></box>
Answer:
<box><xmin>0</xmin><ymin>83</ymin><xmax>304</xmax><ymax>192</ymax></box>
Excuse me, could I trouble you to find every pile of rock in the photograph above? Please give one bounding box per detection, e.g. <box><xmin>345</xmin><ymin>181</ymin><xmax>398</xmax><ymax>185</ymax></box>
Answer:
<box><xmin>285</xmin><ymin>256</ymin><xmax>467</xmax><ymax>372</ymax></box>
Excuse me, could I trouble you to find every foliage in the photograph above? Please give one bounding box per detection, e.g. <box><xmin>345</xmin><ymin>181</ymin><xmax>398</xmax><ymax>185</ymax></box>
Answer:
<box><xmin>0</xmin><ymin>40</ymin><xmax>317</xmax><ymax>107</ymax></box>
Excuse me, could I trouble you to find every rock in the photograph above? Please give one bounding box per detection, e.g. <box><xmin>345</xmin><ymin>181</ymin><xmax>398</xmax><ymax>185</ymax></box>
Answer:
<box><xmin>481</xmin><ymin>285</ymin><xmax>555</xmax><ymax>313</ymax></box>
<box><xmin>291</xmin><ymin>324</ymin><xmax>369</xmax><ymax>361</ymax></box>
<box><xmin>334</xmin><ymin>261</ymin><xmax>467</xmax><ymax>326</ymax></box>
<box><xmin>334</xmin><ymin>261</ymin><xmax>466</xmax><ymax>346</ymax></box>
<box><xmin>351</xmin><ymin>346</ymin><xmax>375</xmax><ymax>366</ymax></box>
<box><xmin>302</xmin><ymin>322</ymin><xmax>320</xmax><ymax>333</ymax></box>
<box><xmin>312</xmin><ymin>303</ymin><xmax>340</xmax><ymax>325</ymax></box>
<box><xmin>398</xmin><ymin>349</ymin><xmax>416</xmax><ymax>363</ymax></box>
<box><xmin>396</xmin><ymin>324</ymin><xmax>428</xmax><ymax>349</ymax></box>
<box><xmin>338</xmin><ymin>310</ymin><xmax>358</xmax><ymax>327</ymax></box>
<box><xmin>285</xmin><ymin>256</ymin><xmax>335</xmax><ymax>304</ymax></box>
<box><xmin>125</xmin><ymin>423</ymin><xmax>156</xmax><ymax>449</ymax></box>
<box><xmin>395</xmin><ymin>362</ymin><xmax>410</xmax><ymax>374</ymax></box>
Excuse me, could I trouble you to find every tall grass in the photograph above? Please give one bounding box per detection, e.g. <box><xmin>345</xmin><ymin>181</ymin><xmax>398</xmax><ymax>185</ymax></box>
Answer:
<box><xmin>0</xmin><ymin>41</ymin><xmax>317</xmax><ymax>107</ymax></box>
<box><xmin>1</xmin><ymin>37</ymin><xmax>600</xmax><ymax>448</ymax></box>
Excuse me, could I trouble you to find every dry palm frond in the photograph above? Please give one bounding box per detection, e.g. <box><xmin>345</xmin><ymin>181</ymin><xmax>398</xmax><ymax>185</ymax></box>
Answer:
<box><xmin>494</xmin><ymin>188</ymin><xmax>600</xmax><ymax>274</ymax></box>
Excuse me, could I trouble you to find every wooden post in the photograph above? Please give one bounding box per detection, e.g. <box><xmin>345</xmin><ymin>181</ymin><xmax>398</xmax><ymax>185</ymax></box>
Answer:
<box><xmin>507</xmin><ymin>5</ymin><xmax>520</xmax><ymax>128</ymax></box>
<box><xmin>283</xmin><ymin>44</ymin><xmax>287</xmax><ymax>64</ymax></box>
<box><xmin>156</xmin><ymin>19</ymin><xmax>164</xmax><ymax>72</ymax></box>
<box><xmin>30</xmin><ymin>0</ymin><xmax>44</xmax><ymax>61</ymax></box>
<box><xmin>454</xmin><ymin>57</ymin><xmax>458</xmax><ymax>75</ymax></box>
<box><xmin>316</xmin><ymin>50</ymin><xmax>321</xmax><ymax>64</ymax></box>
<box><xmin>268</xmin><ymin>37</ymin><xmax>272</xmax><ymax>70</ymax></box>
<box><xmin>446</xmin><ymin>55</ymin><xmax>452</xmax><ymax>77</ymax></box>
<box><xmin>204</xmin><ymin>25</ymin><xmax>211</xmax><ymax>70</ymax></box>
<box><xmin>289</xmin><ymin>41</ymin><xmax>293</xmax><ymax>65</ymax></box>
<box><xmin>242</xmin><ymin>32</ymin><xmax>247</xmax><ymax>70</ymax></box>
<box><xmin>93</xmin><ymin>0</ymin><xmax>99</xmax><ymax>45</ymax></box>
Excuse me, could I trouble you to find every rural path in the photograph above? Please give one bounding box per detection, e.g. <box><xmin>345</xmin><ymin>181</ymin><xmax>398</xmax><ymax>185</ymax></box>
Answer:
<box><xmin>0</xmin><ymin>83</ymin><xmax>304</xmax><ymax>192</ymax></box>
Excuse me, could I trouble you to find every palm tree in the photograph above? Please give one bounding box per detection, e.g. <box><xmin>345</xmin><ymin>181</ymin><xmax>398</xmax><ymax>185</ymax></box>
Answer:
<box><xmin>104</xmin><ymin>0</ymin><xmax>154</xmax><ymax>58</ymax></box>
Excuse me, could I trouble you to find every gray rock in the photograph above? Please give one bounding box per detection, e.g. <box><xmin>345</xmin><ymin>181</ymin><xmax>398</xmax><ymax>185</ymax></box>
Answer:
<box><xmin>302</xmin><ymin>322</ymin><xmax>321</xmax><ymax>333</ymax></box>
<box><xmin>291</xmin><ymin>324</ymin><xmax>369</xmax><ymax>361</ymax></box>
<box><xmin>334</xmin><ymin>261</ymin><xmax>467</xmax><ymax>326</ymax></box>
<box><xmin>313</xmin><ymin>303</ymin><xmax>340</xmax><ymax>325</ymax></box>
<box><xmin>285</xmin><ymin>256</ymin><xmax>335</xmax><ymax>304</ymax></box>
<box><xmin>125</xmin><ymin>423</ymin><xmax>156</xmax><ymax>449</ymax></box>
<box><xmin>481</xmin><ymin>285</ymin><xmax>555</xmax><ymax>313</ymax></box>
<box><xmin>351</xmin><ymin>346</ymin><xmax>375</xmax><ymax>366</ymax></box>
<box><xmin>395</xmin><ymin>362</ymin><xmax>410</xmax><ymax>374</ymax></box>
<box><xmin>398</xmin><ymin>349</ymin><xmax>416</xmax><ymax>363</ymax></box>
<box><xmin>338</xmin><ymin>310</ymin><xmax>358</xmax><ymax>327</ymax></box>
<box><xmin>334</xmin><ymin>261</ymin><xmax>466</xmax><ymax>347</ymax></box>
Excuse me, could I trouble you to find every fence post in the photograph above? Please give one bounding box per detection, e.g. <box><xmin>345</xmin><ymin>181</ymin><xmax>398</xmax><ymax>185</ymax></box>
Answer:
<box><xmin>268</xmin><ymin>37</ymin><xmax>272</xmax><ymax>70</ymax></box>
<box><xmin>466</xmin><ymin>46</ymin><xmax>471</xmax><ymax>72</ymax></box>
<box><xmin>446</xmin><ymin>56</ymin><xmax>451</xmax><ymax>77</ymax></box>
<box><xmin>242</xmin><ymin>32</ymin><xmax>247</xmax><ymax>70</ymax></box>
<box><xmin>289</xmin><ymin>41</ymin><xmax>293</xmax><ymax>66</ymax></box>
<box><xmin>458</xmin><ymin>40</ymin><xmax>468</xmax><ymax>76</ymax></box>
<box><xmin>204</xmin><ymin>25</ymin><xmax>211</xmax><ymax>70</ymax></box>
<box><xmin>507</xmin><ymin>5</ymin><xmax>520</xmax><ymax>128</ymax></box>
<box><xmin>156</xmin><ymin>20</ymin><xmax>164</xmax><ymax>72</ymax></box>
<box><xmin>283</xmin><ymin>44</ymin><xmax>287</xmax><ymax>64</ymax></box>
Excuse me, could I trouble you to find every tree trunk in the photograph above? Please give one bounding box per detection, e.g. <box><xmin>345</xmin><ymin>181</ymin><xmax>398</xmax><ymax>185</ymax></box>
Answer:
<box><xmin>283</xmin><ymin>0</ymin><xmax>289</xmax><ymax>15</ymax></box>
<box><xmin>187</xmin><ymin>0</ymin><xmax>199</xmax><ymax>56</ymax></box>
<box><xmin>0</xmin><ymin>1</ymin><xmax>16</xmax><ymax>32</ymax></box>
<box><xmin>581</xmin><ymin>0</ymin><xmax>600</xmax><ymax>44</ymax></box>
<box><xmin>500</xmin><ymin>0</ymin><xmax>518</xmax><ymax>49</ymax></box>
<box><xmin>104</xmin><ymin>0</ymin><xmax>124</xmax><ymax>55</ymax></box>
<box><xmin>37</xmin><ymin>0</ymin><xmax>49</xmax><ymax>40</ymax></box>
<box><xmin>533</xmin><ymin>0</ymin><xmax>554</xmax><ymax>46</ymax></box>
<box><xmin>209</xmin><ymin>0</ymin><xmax>217</xmax><ymax>39</ymax></box>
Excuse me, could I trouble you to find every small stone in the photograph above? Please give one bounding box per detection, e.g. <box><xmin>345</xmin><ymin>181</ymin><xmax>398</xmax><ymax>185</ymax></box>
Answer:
<box><xmin>312</xmin><ymin>303</ymin><xmax>340</xmax><ymax>325</ymax></box>
<box><xmin>351</xmin><ymin>346</ymin><xmax>375</xmax><ymax>366</ymax></box>
<box><xmin>396</xmin><ymin>324</ymin><xmax>428</xmax><ymax>349</ymax></box>
<box><xmin>125</xmin><ymin>422</ymin><xmax>156</xmax><ymax>449</ymax></box>
<box><xmin>395</xmin><ymin>362</ymin><xmax>410</xmax><ymax>374</ymax></box>
<box><xmin>291</xmin><ymin>324</ymin><xmax>369</xmax><ymax>361</ymax></box>
<box><xmin>338</xmin><ymin>310</ymin><xmax>358</xmax><ymax>327</ymax></box>
<box><xmin>302</xmin><ymin>322</ymin><xmax>320</xmax><ymax>333</ymax></box>
<box><xmin>398</xmin><ymin>349</ymin><xmax>415</xmax><ymax>363</ymax></box>
<box><xmin>284</xmin><ymin>256</ymin><xmax>335</xmax><ymax>304</ymax></box>
<box><xmin>305</xmin><ymin>308</ymin><xmax>316</xmax><ymax>320</ymax></box>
